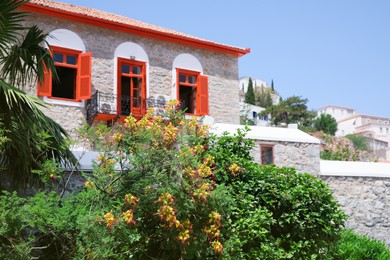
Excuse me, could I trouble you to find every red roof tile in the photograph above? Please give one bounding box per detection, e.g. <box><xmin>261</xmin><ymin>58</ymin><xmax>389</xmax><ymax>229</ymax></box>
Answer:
<box><xmin>23</xmin><ymin>0</ymin><xmax>250</xmax><ymax>57</ymax></box>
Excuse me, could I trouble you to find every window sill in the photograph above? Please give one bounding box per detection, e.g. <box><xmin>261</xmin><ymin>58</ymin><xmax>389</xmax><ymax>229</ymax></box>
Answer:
<box><xmin>43</xmin><ymin>97</ymin><xmax>85</xmax><ymax>108</ymax></box>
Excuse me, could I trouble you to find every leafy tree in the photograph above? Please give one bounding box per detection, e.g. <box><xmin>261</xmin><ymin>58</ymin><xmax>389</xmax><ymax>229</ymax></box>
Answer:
<box><xmin>314</xmin><ymin>113</ymin><xmax>338</xmax><ymax>135</ymax></box>
<box><xmin>244</xmin><ymin>77</ymin><xmax>255</xmax><ymax>105</ymax></box>
<box><xmin>271</xmin><ymin>79</ymin><xmax>275</xmax><ymax>92</ymax></box>
<box><xmin>0</xmin><ymin>0</ymin><xmax>75</xmax><ymax>189</ymax></box>
<box><xmin>260</xmin><ymin>95</ymin><xmax>316</xmax><ymax>126</ymax></box>
<box><xmin>255</xmin><ymin>84</ymin><xmax>273</xmax><ymax>108</ymax></box>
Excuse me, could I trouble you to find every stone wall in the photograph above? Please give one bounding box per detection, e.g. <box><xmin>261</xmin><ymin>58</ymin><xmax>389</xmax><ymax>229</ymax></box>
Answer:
<box><xmin>251</xmin><ymin>140</ymin><xmax>320</xmax><ymax>175</ymax></box>
<box><xmin>321</xmin><ymin>176</ymin><xmax>390</xmax><ymax>246</ymax></box>
<box><xmin>23</xmin><ymin>13</ymin><xmax>240</xmax><ymax>135</ymax></box>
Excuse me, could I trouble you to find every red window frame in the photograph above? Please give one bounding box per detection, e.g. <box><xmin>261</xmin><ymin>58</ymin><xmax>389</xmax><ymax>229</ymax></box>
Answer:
<box><xmin>37</xmin><ymin>45</ymin><xmax>92</xmax><ymax>101</ymax></box>
<box><xmin>176</xmin><ymin>68</ymin><xmax>208</xmax><ymax>116</ymax></box>
<box><xmin>117</xmin><ymin>57</ymin><xmax>146</xmax><ymax>118</ymax></box>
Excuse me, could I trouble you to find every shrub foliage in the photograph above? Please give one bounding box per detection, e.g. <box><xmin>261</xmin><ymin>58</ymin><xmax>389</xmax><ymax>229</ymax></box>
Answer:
<box><xmin>1</xmin><ymin>101</ymin><xmax>351</xmax><ymax>259</ymax></box>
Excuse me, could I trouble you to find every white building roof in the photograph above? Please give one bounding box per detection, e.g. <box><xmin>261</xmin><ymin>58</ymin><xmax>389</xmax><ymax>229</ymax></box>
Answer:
<box><xmin>320</xmin><ymin>160</ymin><xmax>390</xmax><ymax>177</ymax></box>
<box><xmin>210</xmin><ymin>123</ymin><xmax>320</xmax><ymax>144</ymax></box>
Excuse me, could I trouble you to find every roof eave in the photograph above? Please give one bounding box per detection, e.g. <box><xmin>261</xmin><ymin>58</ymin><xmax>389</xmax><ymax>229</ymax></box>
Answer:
<box><xmin>21</xmin><ymin>3</ymin><xmax>250</xmax><ymax>57</ymax></box>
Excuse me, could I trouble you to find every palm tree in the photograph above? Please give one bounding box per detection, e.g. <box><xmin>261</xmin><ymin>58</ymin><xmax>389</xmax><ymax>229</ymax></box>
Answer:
<box><xmin>0</xmin><ymin>0</ymin><xmax>75</xmax><ymax>189</ymax></box>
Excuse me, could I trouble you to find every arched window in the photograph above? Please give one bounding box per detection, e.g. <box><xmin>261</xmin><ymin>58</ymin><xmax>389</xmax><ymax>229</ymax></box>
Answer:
<box><xmin>172</xmin><ymin>54</ymin><xmax>208</xmax><ymax>115</ymax></box>
<box><xmin>38</xmin><ymin>29</ymin><xmax>91</xmax><ymax>102</ymax></box>
<box><xmin>114</xmin><ymin>42</ymin><xmax>149</xmax><ymax>118</ymax></box>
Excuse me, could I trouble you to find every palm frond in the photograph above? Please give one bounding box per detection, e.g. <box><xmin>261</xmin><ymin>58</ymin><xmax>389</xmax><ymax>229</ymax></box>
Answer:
<box><xmin>0</xmin><ymin>80</ymin><xmax>76</xmax><ymax>188</ymax></box>
<box><xmin>1</xmin><ymin>26</ymin><xmax>56</xmax><ymax>87</ymax></box>
<box><xmin>0</xmin><ymin>0</ymin><xmax>29</xmax><ymax>57</ymax></box>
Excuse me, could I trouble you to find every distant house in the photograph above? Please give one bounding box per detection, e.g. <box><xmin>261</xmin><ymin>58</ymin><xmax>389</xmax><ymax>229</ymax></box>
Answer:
<box><xmin>317</xmin><ymin>105</ymin><xmax>355</xmax><ymax>122</ymax></box>
<box><xmin>20</xmin><ymin>0</ymin><xmax>250</xmax><ymax>136</ymax></box>
<box><xmin>318</xmin><ymin>105</ymin><xmax>390</xmax><ymax>160</ymax></box>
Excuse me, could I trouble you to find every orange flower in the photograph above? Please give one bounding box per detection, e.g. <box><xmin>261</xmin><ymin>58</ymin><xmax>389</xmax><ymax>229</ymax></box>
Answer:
<box><xmin>104</xmin><ymin>212</ymin><xmax>116</xmax><ymax>228</ymax></box>
<box><xmin>211</xmin><ymin>241</ymin><xmax>223</xmax><ymax>254</ymax></box>
<box><xmin>124</xmin><ymin>194</ymin><xmax>139</xmax><ymax>208</ymax></box>
<box><xmin>122</xmin><ymin>210</ymin><xmax>135</xmax><ymax>225</ymax></box>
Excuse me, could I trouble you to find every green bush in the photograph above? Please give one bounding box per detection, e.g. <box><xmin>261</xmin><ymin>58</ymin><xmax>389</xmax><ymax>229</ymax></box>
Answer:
<box><xmin>208</xmin><ymin>130</ymin><xmax>347</xmax><ymax>258</ymax></box>
<box><xmin>0</xmin><ymin>191</ymin><xmax>31</xmax><ymax>259</ymax></box>
<box><xmin>314</xmin><ymin>114</ymin><xmax>338</xmax><ymax>135</ymax></box>
<box><xmin>331</xmin><ymin>229</ymin><xmax>390</xmax><ymax>259</ymax></box>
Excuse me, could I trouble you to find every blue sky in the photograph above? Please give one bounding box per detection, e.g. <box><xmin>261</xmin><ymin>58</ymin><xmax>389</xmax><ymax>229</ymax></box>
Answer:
<box><xmin>58</xmin><ymin>0</ymin><xmax>390</xmax><ymax>117</ymax></box>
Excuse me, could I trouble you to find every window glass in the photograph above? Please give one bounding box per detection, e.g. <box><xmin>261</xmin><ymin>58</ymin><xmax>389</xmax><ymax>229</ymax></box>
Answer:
<box><xmin>179</xmin><ymin>74</ymin><xmax>186</xmax><ymax>83</ymax></box>
<box><xmin>132</xmin><ymin>66</ymin><xmax>141</xmax><ymax>75</ymax></box>
<box><xmin>122</xmin><ymin>64</ymin><xmax>130</xmax><ymax>74</ymax></box>
<box><xmin>66</xmin><ymin>55</ymin><xmax>77</xmax><ymax>65</ymax></box>
<box><xmin>54</xmin><ymin>53</ymin><xmax>63</xmax><ymax>63</ymax></box>
<box><xmin>188</xmin><ymin>75</ymin><xmax>196</xmax><ymax>84</ymax></box>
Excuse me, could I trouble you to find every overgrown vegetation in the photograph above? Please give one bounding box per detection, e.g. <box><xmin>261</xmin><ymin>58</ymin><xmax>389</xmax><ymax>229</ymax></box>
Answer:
<box><xmin>346</xmin><ymin>134</ymin><xmax>369</xmax><ymax>151</ymax></box>
<box><xmin>1</xmin><ymin>103</ymin><xmax>352</xmax><ymax>259</ymax></box>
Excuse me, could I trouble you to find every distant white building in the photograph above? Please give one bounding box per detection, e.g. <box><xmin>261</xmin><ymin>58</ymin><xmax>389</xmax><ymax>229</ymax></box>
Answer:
<box><xmin>239</xmin><ymin>76</ymin><xmax>268</xmax><ymax>92</ymax></box>
<box><xmin>317</xmin><ymin>105</ymin><xmax>355</xmax><ymax>122</ymax></box>
<box><xmin>318</xmin><ymin>105</ymin><xmax>390</xmax><ymax>160</ymax></box>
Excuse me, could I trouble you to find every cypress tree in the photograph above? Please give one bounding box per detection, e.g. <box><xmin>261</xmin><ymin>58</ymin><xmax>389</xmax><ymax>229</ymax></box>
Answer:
<box><xmin>245</xmin><ymin>78</ymin><xmax>255</xmax><ymax>105</ymax></box>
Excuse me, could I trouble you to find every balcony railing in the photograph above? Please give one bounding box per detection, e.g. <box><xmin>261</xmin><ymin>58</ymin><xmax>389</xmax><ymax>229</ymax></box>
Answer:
<box><xmin>87</xmin><ymin>91</ymin><xmax>167</xmax><ymax>123</ymax></box>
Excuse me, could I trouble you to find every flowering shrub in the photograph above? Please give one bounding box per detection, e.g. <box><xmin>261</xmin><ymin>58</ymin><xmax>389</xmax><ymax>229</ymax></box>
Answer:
<box><xmin>1</xmin><ymin>100</ymin><xmax>349</xmax><ymax>259</ymax></box>
<box><xmin>68</xmin><ymin>100</ymin><xmax>231</xmax><ymax>258</ymax></box>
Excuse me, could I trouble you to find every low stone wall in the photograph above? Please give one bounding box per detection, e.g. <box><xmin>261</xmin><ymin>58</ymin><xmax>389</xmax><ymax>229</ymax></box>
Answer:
<box><xmin>320</xmin><ymin>161</ymin><xmax>390</xmax><ymax>246</ymax></box>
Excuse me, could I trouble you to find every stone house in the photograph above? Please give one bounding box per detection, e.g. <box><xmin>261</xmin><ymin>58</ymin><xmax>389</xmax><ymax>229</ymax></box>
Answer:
<box><xmin>21</xmin><ymin>0</ymin><xmax>250</xmax><ymax>136</ymax></box>
<box><xmin>211</xmin><ymin>123</ymin><xmax>321</xmax><ymax>175</ymax></box>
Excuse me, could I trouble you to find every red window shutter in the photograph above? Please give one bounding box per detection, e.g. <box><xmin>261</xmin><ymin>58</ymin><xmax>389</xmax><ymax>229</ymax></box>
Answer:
<box><xmin>76</xmin><ymin>52</ymin><xmax>92</xmax><ymax>101</ymax></box>
<box><xmin>37</xmin><ymin>64</ymin><xmax>52</xmax><ymax>97</ymax></box>
<box><xmin>196</xmin><ymin>75</ymin><xmax>209</xmax><ymax>116</ymax></box>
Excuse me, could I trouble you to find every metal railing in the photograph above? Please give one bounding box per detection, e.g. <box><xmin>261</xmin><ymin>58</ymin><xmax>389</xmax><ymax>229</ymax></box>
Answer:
<box><xmin>87</xmin><ymin>91</ymin><xmax>167</xmax><ymax>123</ymax></box>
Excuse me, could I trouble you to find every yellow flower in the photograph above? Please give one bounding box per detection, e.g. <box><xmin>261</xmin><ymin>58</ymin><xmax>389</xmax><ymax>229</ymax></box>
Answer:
<box><xmin>178</xmin><ymin>229</ymin><xmax>190</xmax><ymax>244</ymax></box>
<box><xmin>104</xmin><ymin>212</ymin><xmax>116</xmax><ymax>228</ymax></box>
<box><xmin>209</xmin><ymin>211</ymin><xmax>222</xmax><ymax>222</ymax></box>
<box><xmin>189</xmin><ymin>116</ymin><xmax>198</xmax><ymax>129</ymax></box>
<box><xmin>112</xmin><ymin>132</ymin><xmax>123</xmax><ymax>142</ymax></box>
<box><xmin>124</xmin><ymin>116</ymin><xmax>137</xmax><ymax>129</ymax></box>
<box><xmin>229</xmin><ymin>163</ymin><xmax>240</xmax><ymax>173</ymax></box>
<box><xmin>122</xmin><ymin>210</ymin><xmax>134</xmax><ymax>225</ymax></box>
<box><xmin>163</xmin><ymin>123</ymin><xmax>178</xmax><ymax>142</ymax></box>
<box><xmin>211</xmin><ymin>241</ymin><xmax>223</xmax><ymax>254</ymax></box>
<box><xmin>124</xmin><ymin>194</ymin><xmax>139</xmax><ymax>208</ymax></box>
<box><xmin>84</xmin><ymin>181</ymin><xmax>94</xmax><ymax>189</ymax></box>
<box><xmin>198</xmin><ymin>163</ymin><xmax>212</xmax><ymax>177</ymax></box>
<box><xmin>204</xmin><ymin>155</ymin><xmax>215</xmax><ymax>166</ymax></box>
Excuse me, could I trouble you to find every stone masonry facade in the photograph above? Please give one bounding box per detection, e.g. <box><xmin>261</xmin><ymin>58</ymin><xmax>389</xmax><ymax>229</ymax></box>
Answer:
<box><xmin>23</xmin><ymin>13</ymin><xmax>240</xmax><ymax>135</ymax></box>
<box><xmin>251</xmin><ymin>140</ymin><xmax>320</xmax><ymax>176</ymax></box>
<box><xmin>321</xmin><ymin>176</ymin><xmax>390</xmax><ymax>246</ymax></box>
